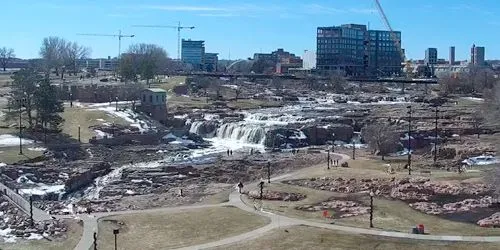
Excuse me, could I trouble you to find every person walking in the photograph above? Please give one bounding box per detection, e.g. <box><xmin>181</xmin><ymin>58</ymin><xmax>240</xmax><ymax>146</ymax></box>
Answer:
<box><xmin>237</xmin><ymin>182</ymin><xmax>244</xmax><ymax>194</ymax></box>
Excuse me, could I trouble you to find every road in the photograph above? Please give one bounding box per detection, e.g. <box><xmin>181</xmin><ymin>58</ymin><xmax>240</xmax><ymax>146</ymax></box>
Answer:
<box><xmin>7</xmin><ymin>152</ymin><xmax>499</xmax><ymax>249</ymax></box>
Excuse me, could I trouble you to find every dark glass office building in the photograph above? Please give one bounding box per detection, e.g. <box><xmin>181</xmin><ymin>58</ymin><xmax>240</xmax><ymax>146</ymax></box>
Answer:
<box><xmin>317</xmin><ymin>24</ymin><xmax>402</xmax><ymax>76</ymax></box>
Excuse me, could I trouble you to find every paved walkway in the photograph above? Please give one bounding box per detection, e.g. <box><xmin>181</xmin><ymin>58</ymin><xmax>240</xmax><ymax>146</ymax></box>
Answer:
<box><xmin>0</xmin><ymin>182</ymin><xmax>52</xmax><ymax>221</ymax></box>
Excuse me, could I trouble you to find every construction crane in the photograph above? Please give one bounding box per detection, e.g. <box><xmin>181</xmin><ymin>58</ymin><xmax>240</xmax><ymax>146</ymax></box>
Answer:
<box><xmin>132</xmin><ymin>22</ymin><xmax>195</xmax><ymax>60</ymax></box>
<box><xmin>77</xmin><ymin>30</ymin><xmax>135</xmax><ymax>59</ymax></box>
<box><xmin>374</xmin><ymin>0</ymin><xmax>411</xmax><ymax>77</ymax></box>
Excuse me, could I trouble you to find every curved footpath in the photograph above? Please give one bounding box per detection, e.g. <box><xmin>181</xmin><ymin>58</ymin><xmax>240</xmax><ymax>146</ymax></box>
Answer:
<box><xmin>53</xmin><ymin>153</ymin><xmax>500</xmax><ymax>249</ymax></box>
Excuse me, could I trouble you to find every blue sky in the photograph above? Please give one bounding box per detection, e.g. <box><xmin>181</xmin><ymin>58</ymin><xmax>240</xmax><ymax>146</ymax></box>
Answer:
<box><xmin>1</xmin><ymin>0</ymin><xmax>499</xmax><ymax>61</ymax></box>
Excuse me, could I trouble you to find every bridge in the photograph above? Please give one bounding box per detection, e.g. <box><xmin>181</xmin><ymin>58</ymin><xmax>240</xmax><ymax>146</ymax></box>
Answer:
<box><xmin>179</xmin><ymin>72</ymin><xmax>439</xmax><ymax>84</ymax></box>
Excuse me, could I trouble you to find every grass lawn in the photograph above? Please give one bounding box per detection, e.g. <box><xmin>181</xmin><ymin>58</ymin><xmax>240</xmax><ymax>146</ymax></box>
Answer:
<box><xmin>0</xmin><ymin>146</ymin><xmax>44</xmax><ymax>164</ymax></box>
<box><xmin>0</xmin><ymin>74</ymin><xmax>12</xmax><ymax>87</ymax></box>
<box><xmin>211</xmin><ymin>225</ymin><xmax>500</xmax><ymax>250</ymax></box>
<box><xmin>168</xmin><ymin>95</ymin><xmax>211</xmax><ymax>109</ymax></box>
<box><xmin>227</xmin><ymin>99</ymin><xmax>283</xmax><ymax>110</ymax></box>
<box><xmin>150</xmin><ymin>76</ymin><xmax>187</xmax><ymax>92</ymax></box>
<box><xmin>252</xmin><ymin>156</ymin><xmax>498</xmax><ymax>236</ymax></box>
<box><xmin>60</xmin><ymin>107</ymin><xmax>129</xmax><ymax>143</ymax></box>
<box><xmin>97</xmin><ymin>206</ymin><xmax>270</xmax><ymax>250</ymax></box>
<box><xmin>0</xmin><ymin>219</ymin><xmax>83</xmax><ymax>250</ymax></box>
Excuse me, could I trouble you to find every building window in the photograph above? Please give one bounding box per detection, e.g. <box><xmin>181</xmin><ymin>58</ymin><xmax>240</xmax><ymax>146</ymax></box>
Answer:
<box><xmin>156</xmin><ymin>95</ymin><xmax>159</xmax><ymax>102</ymax></box>
<box><xmin>143</xmin><ymin>95</ymin><xmax>146</xmax><ymax>102</ymax></box>
<box><xmin>149</xmin><ymin>95</ymin><xmax>152</xmax><ymax>103</ymax></box>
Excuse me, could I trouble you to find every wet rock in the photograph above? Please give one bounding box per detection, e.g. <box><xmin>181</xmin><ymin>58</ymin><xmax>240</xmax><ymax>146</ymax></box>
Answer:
<box><xmin>478</xmin><ymin>212</ymin><xmax>500</xmax><ymax>227</ymax></box>
<box><xmin>248</xmin><ymin>190</ymin><xmax>306</xmax><ymax>201</ymax></box>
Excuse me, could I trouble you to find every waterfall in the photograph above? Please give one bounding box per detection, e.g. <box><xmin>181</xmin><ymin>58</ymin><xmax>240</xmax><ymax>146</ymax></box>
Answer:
<box><xmin>189</xmin><ymin>121</ymin><xmax>204</xmax><ymax>134</ymax></box>
<box><xmin>215</xmin><ymin>123</ymin><xmax>266</xmax><ymax>144</ymax></box>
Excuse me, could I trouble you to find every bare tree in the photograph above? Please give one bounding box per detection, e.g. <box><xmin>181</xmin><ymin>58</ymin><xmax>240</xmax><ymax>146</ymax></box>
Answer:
<box><xmin>63</xmin><ymin>42</ymin><xmax>91</xmax><ymax>76</ymax></box>
<box><xmin>362</xmin><ymin>122</ymin><xmax>400</xmax><ymax>160</ymax></box>
<box><xmin>124</xmin><ymin>43</ymin><xmax>168</xmax><ymax>86</ymax></box>
<box><xmin>39</xmin><ymin>37</ymin><xmax>67</xmax><ymax>77</ymax></box>
<box><xmin>471</xmin><ymin>112</ymin><xmax>484</xmax><ymax>138</ymax></box>
<box><xmin>0</xmin><ymin>47</ymin><xmax>15</xmax><ymax>71</ymax></box>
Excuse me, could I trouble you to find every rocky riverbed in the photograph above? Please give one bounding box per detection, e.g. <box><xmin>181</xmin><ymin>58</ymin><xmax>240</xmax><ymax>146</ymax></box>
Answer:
<box><xmin>0</xmin><ymin>196</ymin><xmax>67</xmax><ymax>243</ymax></box>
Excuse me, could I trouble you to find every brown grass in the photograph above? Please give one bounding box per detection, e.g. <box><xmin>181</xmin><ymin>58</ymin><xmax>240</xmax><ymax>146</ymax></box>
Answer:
<box><xmin>96</xmin><ymin>206</ymin><xmax>270</xmax><ymax>250</ymax></box>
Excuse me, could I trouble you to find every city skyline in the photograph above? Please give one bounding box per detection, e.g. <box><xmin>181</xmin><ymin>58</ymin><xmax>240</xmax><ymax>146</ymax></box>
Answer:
<box><xmin>1</xmin><ymin>0</ymin><xmax>499</xmax><ymax>60</ymax></box>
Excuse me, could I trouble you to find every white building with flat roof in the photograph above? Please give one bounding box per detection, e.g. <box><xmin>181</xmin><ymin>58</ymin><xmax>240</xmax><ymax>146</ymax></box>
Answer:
<box><xmin>302</xmin><ymin>50</ymin><xmax>316</xmax><ymax>70</ymax></box>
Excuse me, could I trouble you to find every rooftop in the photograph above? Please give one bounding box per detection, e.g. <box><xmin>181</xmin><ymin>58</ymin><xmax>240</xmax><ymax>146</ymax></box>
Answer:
<box><xmin>144</xmin><ymin>88</ymin><xmax>167</xmax><ymax>93</ymax></box>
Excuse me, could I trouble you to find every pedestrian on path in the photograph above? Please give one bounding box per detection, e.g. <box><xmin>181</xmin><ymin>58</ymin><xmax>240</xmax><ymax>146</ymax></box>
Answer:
<box><xmin>227</xmin><ymin>149</ymin><xmax>230</xmax><ymax>156</ymax></box>
<box><xmin>238</xmin><ymin>182</ymin><xmax>244</xmax><ymax>194</ymax></box>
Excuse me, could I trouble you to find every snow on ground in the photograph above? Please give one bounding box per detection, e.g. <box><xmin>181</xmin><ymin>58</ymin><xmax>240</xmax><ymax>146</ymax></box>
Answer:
<box><xmin>27</xmin><ymin>147</ymin><xmax>47</xmax><ymax>152</ymax></box>
<box><xmin>0</xmin><ymin>134</ymin><xmax>34</xmax><ymax>147</ymax></box>
<box><xmin>96</xmin><ymin>106</ymin><xmax>151</xmax><ymax>133</ymax></box>
<box><xmin>463</xmin><ymin>155</ymin><xmax>499</xmax><ymax>166</ymax></box>
<box><xmin>94</xmin><ymin>130</ymin><xmax>113</xmax><ymax>139</ymax></box>
<box><xmin>27</xmin><ymin>233</ymin><xmax>43</xmax><ymax>240</ymax></box>
<box><xmin>0</xmin><ymin>163</ymin><xmax>6</xmax><ymax>167</ymax></box>
<box><xmin>0</xmin><ymin>228</ymin><xmax>16</xmax><ymax>243</ymax></box>
<box><xmin>19</xmin><ymin>184</ymin><xmax>65</xmax><ymax>196</ymax></box>
<box><xmin>464</xmin><ymin>97</ymin><xmax>484</xmax><ymax>103</ymax></box>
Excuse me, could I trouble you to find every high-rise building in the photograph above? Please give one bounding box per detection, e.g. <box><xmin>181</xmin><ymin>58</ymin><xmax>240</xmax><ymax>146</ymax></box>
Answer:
<box><xmin>302</xmin><ymin>50</ymin><xmax>317</xmax><ymax>69</ymax></box>
<box><xmin>449</xmin><ymin>46</ymin><xmax>455</xmax><ymax>65</ymax></box>
<box><xmin>204</xmin><ymin>53</ymin><xmax>218</xmax><ymax>72</ymax></box>
<box><xmin>470</xmin><ymin>44</ymin><xmax>485</xmax><ymax>66</ymax></box>
<box><xmin>316</xmin><ymin>24</ymin><xmax>402</xmax><ymax>76</ymax></box>
<box><xmin>181</xmin><ymin>39</ymin><xmax>205</xmax><ymax>70</ymax></box>
<box><xmin>425</xmin><ymin>48</ymin><xmax>438</xmax><ymax>65</ymax></box>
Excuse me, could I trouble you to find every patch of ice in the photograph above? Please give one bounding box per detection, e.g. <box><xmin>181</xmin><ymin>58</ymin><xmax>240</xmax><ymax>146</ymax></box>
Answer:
<box><xmin>94</xmin><ymin>130</ymin><xmax>112</xmax><ymax>139</ymax></box>
<box><xmin>464</xmin><ymin>97</ymin><xmax>484</xmax><ymax>102</ymax></box>
<box><xmin>27</xmin><ymin>147</ymin><xmax>47</xmax><ymax>152</ymax></box>
<box><xmin>0</xmin><ymin>134</ymin><xmax>34</xmax><ymax>147</ymax></box>
<box><xmin>19</xmin><ymin>184</ymin><xmax>65</xmax><ymax>196</ymax></box>
<box><xmin>27</xmin><ymin>233</ymin><xmax>43</xmax><ymax>240</ymax></box>
<box><xmin>462</xmin><ymin>155</ymin><xmax>499</xmax><ymax>166</ymax></box>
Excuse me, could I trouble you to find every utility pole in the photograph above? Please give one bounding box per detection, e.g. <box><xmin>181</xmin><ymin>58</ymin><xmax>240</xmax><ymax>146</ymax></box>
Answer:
<box><xmin>407</xmin><ymin>105</ymin><xmax>412</xmax><ymax>175</ymax></box>
<box><xmin>369</xmin><ymin>191</ymin><xmax>374</xmax><ymax>228</ymax></box>
<box><xmin>433</xmin><ymin>105</ymin><xmax>439</xmax><ymax>164</ymax></box>
<box><xmin>352</xmin><ymin>140</ymin><xmax>356</xmax><ymax>160</ymax></box>
<box><xmin>132</xmin><ymin>22</ymin><xmax>195</xmax><ymax>60</ymax></box>
<box><xmin>18</xmin><ymin>99</ymin><xmax>22</xmax><ymax>155</ymax></box>
<box><xmin>77</xmin><ymin>30</ymin><xmax>135</xmax><ymax>60</ymax></box>
<box><xmin>78</xmin><ymin>125</ymin><xmax>81</xmax><ymax>143</ymax></box>
<box><xmin>267</xmin><ymin>162</ymin><xmax>271</xmax><ymax>183</ymax></box>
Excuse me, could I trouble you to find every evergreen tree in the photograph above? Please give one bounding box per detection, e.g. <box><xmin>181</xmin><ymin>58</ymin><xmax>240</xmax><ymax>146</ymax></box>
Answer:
<box><xmin>34</xmin><ymin>79</ymin><xmax>64</xmax><ymax>130</ymax></box>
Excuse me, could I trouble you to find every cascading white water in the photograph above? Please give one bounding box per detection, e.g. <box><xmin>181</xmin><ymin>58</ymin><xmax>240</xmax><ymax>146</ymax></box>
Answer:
<box><xmin>215</xmin><ymin>123</ymin><xmax>266</xmax><ymax>144</ymax></box>
<box><xmin>189</xmin><ymin>121</ymin><xmax>204</xmax><ymax>134</ymax></box>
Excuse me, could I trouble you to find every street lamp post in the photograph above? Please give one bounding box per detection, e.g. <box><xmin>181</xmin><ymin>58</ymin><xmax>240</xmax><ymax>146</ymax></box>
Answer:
<box><xmin>78</xmin><ymin>125</ymin><xmax>81</xmax><ymax>143</ymax></box>
<box><xmin>369</xmin><ymin>190</ymin><xmax>374</xmax><ymax>228</ymax></box>
<box><xmin>259</xmin><ymin>181</ymin><xmax>264</xmax><ymax>200</ymax></box>
<box><xmin>407</xmin><ymin>105</ymin><xmax>412</xmax><ymax>175</ymax></box>
<box><xmin>113</xmin><ymin>229</ymin><xmax>119</xmax><ymax>250</ymax></box>
<box><xmin>115</xmin><ymin>96</ymin><xmax>119</xmax><ymax>111</ymax></box>
<box><xmin>69</xmin><ymin>92</ymin><xmax>73</xmax><ymax>108</ymax></box>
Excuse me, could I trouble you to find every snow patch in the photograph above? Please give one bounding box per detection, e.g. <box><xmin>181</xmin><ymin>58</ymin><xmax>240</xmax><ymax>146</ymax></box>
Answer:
<box><xmin>0</xmin><ymin>134</ymin><xmax>34</xmax><ymax>147</ymax></box>
<box><xmin>463</xmin><ymin>155</ymin><xmax>499</xmax><ymax>166</ymax></box>
<box><xmin>19</xmin><ymin>184</ymin><xmax>65</xmax><ymax>196</ymax></box>
<box><xmin>27</xmin><ymin>147</ymin><xmax>47</xmax><ymax>152</ymax></box>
